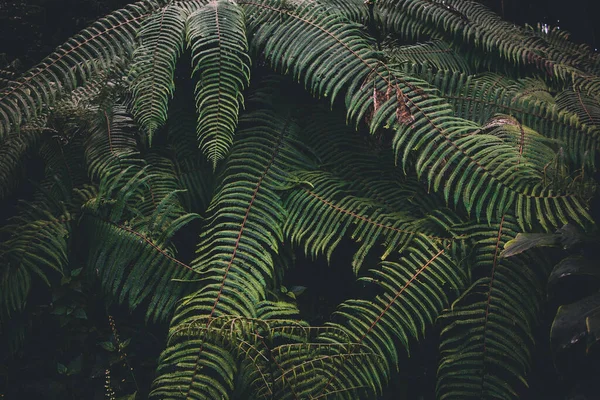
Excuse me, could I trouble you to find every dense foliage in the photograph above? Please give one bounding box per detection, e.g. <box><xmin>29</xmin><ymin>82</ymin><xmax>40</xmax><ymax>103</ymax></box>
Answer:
<box><xmin>1</xmin><ymin>0</ymin><xmax>599</xmax><ymax>398</ymax></box>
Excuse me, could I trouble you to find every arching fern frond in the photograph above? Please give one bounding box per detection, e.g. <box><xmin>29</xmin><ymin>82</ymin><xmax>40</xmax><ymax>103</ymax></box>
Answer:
<box><xmin>556</xmin><ymin>86</ymin><xmax>600</xmax><ymax>129</ymax></box>
<box><xmin>0</xmin><ymin>123</ymin><xmax>43</xmax><ymax>200</ymax></box>
<box><xmin>284</xmin><ymin>170</ymin><xmax>453</xmax><ymax>273</ymax></box>
<box><xmin>412</xmin><ymin>68</ymin><xmax>600</xmax><ymax>165</ymax></box>
<box><xmin>320</xmin><ymin>0</ymin><xmax>372</xmax><ymax>25</ymax></box>
<box><xmin>152</xmin><ymin>106</ymin><xmax>309</xmax><ymax>399</ymax></box>
<box><xmin>243</xmin><ymin>0</ymin><xmax>382</xmax><ymax>106</ymax></box>
<box><xmin>378</xmin><ymin>0</ymin><xmax>600</xmax><ymax>93</ymax></box>
<box><xmin>80</xmin><ymin>167</ymin><xmax>198</xmax><ymax>321</ymax></box>
<box><xmin>0</xmin><ymin>202</ymin><xmax>72</xmax><ymax>320</ymax></box>
<box><xmin>166</xmin><ymin>89</ymin><xmax>216</xmax><ymax>214</ymax></box>
<box><xmin>245</xmin><ymin>1</ymin><xmax>592</xmax><ymax>230</ymax></box>
<box><xmin>187</xmin><ymin>0</ymin><xmax>251</xmax><ymax>168</ymax></box>
<box><xmin>300</xmin><ymin>102</ymin><xmax>446</xmax><ymax>216</ymax></box>
<box><xmin>384</xmin><ymin>40</ymin><xmax>471</xmax><ymax>74</ymax></box>
<box><xmin>84</xmin><ymin>104</ymin><xmax>143</xmax><ymax>182</ymax></box>
<box><xmin>436</xmin><ymin>216</ymin><xmax>549</xmax><ymax>400</ymax></box>
<box><xmin>129</xmin><ymin>4</ymin><xmax>189</xmax><ymax>141</ymax></box>
<box><xmin>0</xmin><ymin>0</ymin><xmax>160</xmax><ymax>138</ymax></box>
<box><xmin>386</xmin><ymin>71</ymin><xmax>593</xmax><ymax>230</ymax></box>
<box><xmin>293</xmin><ymin>238</ymin><xmax>468</xmax><ymax>399</ymax></box>
<box><xmin>0</xmin><ymin>134</ymin><xmax>86</xmax><ymax>336</ymax></box>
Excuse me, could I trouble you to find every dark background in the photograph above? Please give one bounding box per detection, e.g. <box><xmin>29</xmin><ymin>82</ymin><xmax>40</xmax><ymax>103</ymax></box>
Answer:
<box><xmin>481</xmin><ymin>0</ymin><xmax>598</xmax><ymax>49</ymax></box>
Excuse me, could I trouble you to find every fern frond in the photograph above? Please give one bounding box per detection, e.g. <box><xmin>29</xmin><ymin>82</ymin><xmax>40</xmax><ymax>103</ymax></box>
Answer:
<box><xmin>387</xmin><ymin>72</ymin><xmax>593</xmax><ymax>230</ymax></box>
<box><xmin>136</xmin><ymin>152</ymin><xmax>188</xmax><ymax>220</ymax></box>
<box><xmin>0</xmin><ymin>123</ymin><xmax>44</xmax><ymax>200</ymax></box>
<box><xmin>436</xmin><ymin>216</ymin><xmax>549</xmax><ymax>400</ymax></box>
<box><xmin>284</xmin><ymin>170</ymin><xmax>453</xmax><ymax>273</ymax></box>
<box><xmin>81</xmin><ymin>168</ymin><xmax>197</xmax><ymax>321</ymax></box>
<box><xmin>246</xmin><ymin>1</ymin><xmax>592</xmax><ymax>230</ymax></box>
<box><xmin>320</xmin><ymin>0</ymin><xmax>372</xmax><ymax>24</ymax></box>
<box><xmin>129</xmin><ymin>4</ymin><xmax>188</xmax><ymax>140</ymax></box>
<box><xmin>0</xmin><ymin>1</ymin><xmax>159</xmax><ymax>138</ymax></box>
<box><xmin>385</xmin><ymin>40</ymin><xmax>471</xmax><ymax>74</ymax></box>
<box><xmin>378</xmin><ymin>0</ymin><xmax>600</xmax><ymax>92</ymax></box>
<box><xmin>187</xmin><ymin>0</ymin><xmax>251</xmax><ymax>168</ymax></box>
<box><xmin>0</xmin><ymin>203</ymin><xmax>72</xmax><ymax>318</ymax></box>
<box><xmin>84</xmin><ymin>104</ymin><xmax>143</xmax><ymax>182</ymax></box>
<box><xmin>299</xmin><ymin>239</ymin><xmax>468</xmax><ymax>398</ymax></box>
<box><xmin>244</xmin><ymin>0</ymin><xmax>381</xmax><ymax>104</ymax></box>
<box><xmin>152</xmin><ymin>106</ymin><xmax>309</xmax><ymax>398</ymax></box>
<box><xmin>414</xmin><ymin>68</ymin><xmax>600</xmax><ymax>163</ymax></box>
<box><xmin>166</xmin><ymin>89</ymin><xmax>216</xmax><ymax>213</ymax></box>
<box><xmin>0</xmin><ymin>134</ymin><xmax>86</xmax><ymax>323</ymax></box>
<box><xmin>301</xmin><ymin>102</ymin><xmax>446</xmax><ymax>216</ymax></box>
<box><xmin>556</xmin><ymin>86</ymin><xmax>600</xmax><ymax>129</ymax></box>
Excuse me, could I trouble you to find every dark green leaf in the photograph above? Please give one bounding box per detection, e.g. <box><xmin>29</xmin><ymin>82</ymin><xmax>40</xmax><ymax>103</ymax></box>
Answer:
<box><xmin>551</xmin><ymin>292</ymin><xmax>600</xmax><ymax>355</ymax></box>
<box><xmin>99</xmin><ymin>341</ymin><xmax>116</xmax><ymax>352</ymax></box>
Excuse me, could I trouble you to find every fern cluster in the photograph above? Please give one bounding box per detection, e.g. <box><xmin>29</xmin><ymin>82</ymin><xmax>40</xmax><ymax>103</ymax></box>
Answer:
<box><xmin>1</xmin><ymin>0</ymin><xmax>599</xmax><ymax>399</ymax></box>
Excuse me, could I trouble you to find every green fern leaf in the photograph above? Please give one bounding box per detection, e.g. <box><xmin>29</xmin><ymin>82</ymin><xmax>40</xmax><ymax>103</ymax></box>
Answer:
<box><xmin>437</xmin><ymin>216</ymin><xmax>548</xmax><ymax>400</ymax></box>
<box><xmin>129</xmin><ymin>4</ymin><xmax>188</xmax><ymax>141</ymax></box>
<box><xmin>151</xmin><ymin>105</ymin><xmax>308</xmax><ymax>399</ymax></box>
<box><xmin>82</xmin><ymin>168</ymin><xmax>198</xmax><ymax>321</ymax></box>
<box><xmin>187</xmin><ymin>0</ymin><xmax>251</xmax><ymax>168</ymax></box>
<box><xmin>0</xmin><ymin>1</ymin><xmax>158</xmax><ymax>138</ymax></box>
<box><xmin>293</xmin><ymin>239</ymin><xmax>468</xmax><ymax>399</ymax></box>
<box><xmin>284</xmin><ymin>170</ymin><xmax>452</xmax><ymax>273</ymax></box>
<box><xmin>379</xmin><ymin>0</ymin><xmax>600</xmax><ymax>93</ymax></box>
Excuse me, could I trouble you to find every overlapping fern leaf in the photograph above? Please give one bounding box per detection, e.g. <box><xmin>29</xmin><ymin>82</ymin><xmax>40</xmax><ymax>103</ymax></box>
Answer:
<box><xmin>129</xmin><ymin>3</ymin><xmax>188</xmax><ymax>141</ymax></box>
<box><xmin>0</xmin><ymin>0</ymin><xmax>161</xmax><ymax>138</ymax></box>
<box><xmin>386</xmin><ymin>71</ymin><xmax>593</xmax><ymax>230</ymax></box>
<box><xmin>0</xmin><ymin>134</ymin><xmax>85</xmax><ymax>351</ymax></box>
<box><xmin>436</xmin><ymin>215</ymin><xmax>550</xmax><ymax>400</ymax></box>
<box><xmin>250</xmin><ymin>0</ymin><xmax>592</xmax><ymax>231</ymax></box>
<box><xmin>80</xmin><ymin>170</ymin><xmax>198</xmax><ymax>322</ymax></box>
<box><xmin>80</xmin><ymin>100</ymin><xmax>200</xmax><ymax>321</ymax></box>
<box><xmin>284</xmin><ymin>170</ymin><xmax>452</xmax><ymax>273</ymax></box>
<box><xmin>165</xmin><ymin>93</ymin><xmax>216</xmax><ymax>213</ymax></box>
<box><xmin>151</xmin><ymin>104</ymin><xmax>310</xmax><ymax>398</ymax></box>
<box><xmin>400</xmin><ymin>67</ymin><xmax>600</xmax><ymax>165</ymax></box>
<box><xmin>187</xmin><ymin>0</ymin><xmax>251</xmax><ymax>168</ymax></box>
<box><xmin>377</xmin><ymin>0</ymin><xmax>600</xmax><ymax>92</ymax></box>
<box><xmin>384</xmin><ymin>40</ymin><xmax>471</xmax><ymax>74</ymax></box>
<box><xmin>286</xmin><ymin>236</ymin><xmax>469</xmax><ymax>399</ymax></box>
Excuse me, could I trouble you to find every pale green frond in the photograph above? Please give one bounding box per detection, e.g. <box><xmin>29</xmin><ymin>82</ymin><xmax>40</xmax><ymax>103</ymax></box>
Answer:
<box><xmin>152</xmin><ymin>105</ymin><xmax>310</xmax><ymax>399</ymax></box>
<box><xmin>187</xmin><ymin>0</ymin><xmax>251</xmax><ymax>168</ymax></box>
<box><xmin>129</xmin><ymin>4</ymin><xmax>189</xmax><ymax>140</ymax></box>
